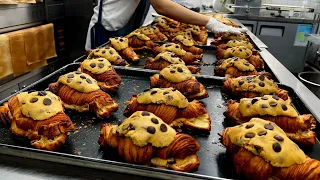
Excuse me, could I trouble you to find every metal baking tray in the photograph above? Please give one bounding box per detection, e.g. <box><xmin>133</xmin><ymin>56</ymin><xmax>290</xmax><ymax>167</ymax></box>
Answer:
<box><xmin>0</xmin><ymin>63</ymin><xmax>319</xmax><ymax>180</ymax></box>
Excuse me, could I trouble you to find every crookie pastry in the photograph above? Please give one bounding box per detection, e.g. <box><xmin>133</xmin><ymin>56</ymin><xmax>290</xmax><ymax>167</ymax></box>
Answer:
<box><xmin>224</xmin><ymin>95</ymin><xmax>316</xmax><ymax>146</ymax></box>
<box><xmin>124</xmin><ymin>88</ymin><xmax>211</xmax><ymax>131</ymax></box>
<box><xmin>222</xmin><ymin>118</ymin><xmax>320</xmax><ymax>180</ymax></box>
<box><xmin>223</xmin><ymin>75</ymin><xmax>289</xmax><ymax>100</ymax></box>
<box><xmin>125</xmin><ymin>31</ymin><xmax>160</xmax><ymax>52</ymax></box>
<box><xmin>87</xmin><ymin>46</ymin><xmax>128</xmax><ymax>66</ymax></box>
<box><xmin>217</xmin><ymin>40</ymin><xmax>254</xmax><ymax>50</ymax></box>
<box><xmin>0</xmin><ymin>91</ymin><xmax>74</xmax><ymax>151</ymax></box>
<box><xmin>172</xmin><ymin>35</ymin><xmax>203</xmax><ymax>55</ymax></box>
<box><xmin>211</xmin><ymin>33</ymin><xmax>249</xmax><ymax>46</ymax></box>
<box><xmin>153</xmin><ymin>17</ymin><xmax>176</xmax><ymax>38</ymax></box>
<box><xmin>48</xmin><ymin>71</ymin><xmax>118</xmax><ymax>119</ymax></box>
<box><xmin>144</xmin><ymin>52</ymin><xmax>201</xmax><ymax>74</ymax></box>
<box><xmin>215</xmin><ymin>57</ymin><xmax>269</xmax><ymax>78</ymax></box>
<box><xmin>79</xmin><ymin>58</ymin><xmax>121</xmax><ymax>92</ymax></box>
<box><xmin>153</xmin><ymin>43</ymin><xmax>203</xmax><ymax>64</ymax></box>
<box><xmin>98</xmin><ymin>111</ymin><xmax>200</xmax><ymax>172</ymax></box>
<box><xmin>150</xmin><ymin>64</ymin><xmax>208</xmax><ymax>100</ymax></box>
<box><xmin>109</xmin><ymin>37</ymin><xmax>140</xmax><ymax>62</ymax></box>
<box><xmin>138</xmin><ymin>25</ymin><xmax>168</xmax><ymax>42</ymax></box>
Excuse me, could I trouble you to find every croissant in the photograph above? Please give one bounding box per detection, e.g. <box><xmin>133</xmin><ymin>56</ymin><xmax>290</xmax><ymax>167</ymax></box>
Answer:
<box><xmin>79</xmin><ymin>58</ymin><xmax>121</xmax><ymax>92</ymax></box>
<box><xmin>211</xmin><ymin>33</ymin><xmax>249</xmax><ymax>47</ymax></box>
<box><xmin>123</xmin><ymin>88</ymin><xmax>211</xmax><ymax>131</ymax></box>
<box><xmin>222</xmin><ymin>118</ymin><xmax>320</xmax><ymax>180</ymax></box>
<box><xmin>248</xmin><ymin>55</ymin><xmax>264</xmax><ymax>70</ymax></box>
<box><xmin>98</xmin><ymin>111</ymin><xmax>200</xmax><ymax>172</ymax></box>
<box><xmin>160</xmin><ymin>16</ymin><xmax>180</xmax><ymax>28</ymax></box>
<box><xmin>222</xmin><ymin>75</ymin><xmax>289</xmax><ymax>100</ymax></box>
<box><xmin>0</xmin><ymin>91</ymin><xmax>74</xmax><ymax>151</ymax></box>
<box><xmin>48</xmin><ymin>71</ymin><xmax>118</xmax><ymax>119</ymax></box>
<box><xmin>150</xmin><ymin>65</ymin><xmax>208</xmax><ymax>100</ymax></box>
<box><xmin>193</xmin><ymin>30</ymin><xmax>208</xmax><ymax>45</ymax></box>
<box><xmin>87</xmin><ymin>47</ymin><xmax>129</xmax><ymax>66</ymax></box>
<box><xmin>138</xmin><ymin>25</ymin><xmax>168</xmax><ymax>42</ymax></box>
<box><xmin>126</xmin><ymin>32</ymin><xmax>160</xmax><ymax>52</ymax></box>
<box><xmin>172</xmin><ymin>35</ymin><xmax>203</xmax><ymax>55</ymax></box>
<box><xmin>109</xmin><ymin>37</ymin><xmax>140</xmax><ymax>62</ymax></box>
<box><xmin>224</xmin><ymin>98</ymin><xmax>316</xmax><ymax>146</ymax></box>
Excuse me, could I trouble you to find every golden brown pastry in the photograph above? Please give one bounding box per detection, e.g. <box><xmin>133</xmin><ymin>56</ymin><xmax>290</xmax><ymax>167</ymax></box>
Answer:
<box><xmin>98</xmin><ymin>111</ymin><xmax>200</xmax><ymax>172</ymax></box>
<box><xmin>125</xmin><ymin>31</ymin><xmax>160</xmax><ymax>52</ymax></box>
<box><xmin>150</xmin><ymin>64</ymin><xmax>208</xmax><ymax>100</ymax></box>
<box><xmin>87</xmin><ymin>46</ymin><xmax>129</xmax><ymax>66</ymax></box>
<box><xmin>78</xmin><ymin>58</ymin><xmax>121</xmax><ymax>92</ymax></box>
<box><xmin>0</xmin><ymin>91</ymin><xmax>74</xmax><ymax>151</ymax></box>
<box><xmin>124</xmin><ymin>88</ymin><xmax>211</xmax><ymax>131</ymax></box>
<box><xmin>144</xmin><ymin>52</ymin><xmax>201</xmax><ymax>74</ymax></box>
<box><xmin>153</xmin><ymin>17</ymin><xmax>176</xmax><ymax>38</ymax></box>
<box><xmin>109</xmin><ymin>37</ymin><xmax>140</xmax><ymax>62</ymax></box>
<box><xmin>160</xmin><ymin>16</ymin><xmax>180</xmax><ymax>28</ymax></box>
<box><xmin>138</xmin><ymin>25</ymin><xmax>168</xmax><ymax>42</ymax></box>
<box><xmin>211</xmin><ymin>33</ymin><xmax>249</xmax><ymax>46</ymax></box>
<box><xmin>217</xmin><ymin>40</ymin><xmax>254</xmax><ymax>50</ymax></box>
<box><xmin>224</xmin><ymin>95</ymin><xmax>316</xmax><ymax>146</ymax></box>
<box><xmin>48</xmin><ymin>71</ymin><xmax>118</xmax><ymax>119</ymax></box>
<box><xmin>222</xmin><ymin>118</ymin><xmax>320</xmax><ymax>180</ymax></box>
<box><xmin>215</xmin><ymin>57</ymin><xmax>269</xmax><ymax>78</ymax></box>
<box><xmin>172</xmin><ymin>35</ymin><xmax>203</xmax><ymax>55</ymax></box>
<box><xmin>208</xmin><ymin>14</ymin><xmax>239</xmax><ymax>27</ymax></box>
<box><xmin>153</xmin><ymin>43</ymin><xmax>203</xmax><ymax>64</ymax></box>
<box><xmin>223</xmin><ymin>75</ymin><xmax>289</xmax><ymax>100</ymax></box>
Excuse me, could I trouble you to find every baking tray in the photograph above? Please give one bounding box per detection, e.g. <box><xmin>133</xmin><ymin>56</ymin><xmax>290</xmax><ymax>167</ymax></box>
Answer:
<box><xmin>0</xmin><ymin>63</ymin><xmax>319</xmax><ymax>180</ymax></box>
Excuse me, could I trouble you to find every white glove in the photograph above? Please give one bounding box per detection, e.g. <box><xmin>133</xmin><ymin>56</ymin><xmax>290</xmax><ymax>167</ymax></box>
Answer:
<box><xmin>205</xmin><ymin>17</ymin><xmax>247</xmax><ymax>35</ymax></box>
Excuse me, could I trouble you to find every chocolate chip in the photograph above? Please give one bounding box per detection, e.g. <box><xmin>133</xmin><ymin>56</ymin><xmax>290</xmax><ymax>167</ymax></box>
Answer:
<box><xmin>141</xmin><ymin>111</ymin><xmax>150</xmax><ymax>116</ymax></box>
<box><xmin>28</xmin><ymin>90</ymin><xmax>36</xmax><ymax>94</ymax></box>
<box><xmin>147</xmin><ymin>126</ymin><xmax>156</xmax><ymax>134</ymax></box>
<box><xmin>67</xmin><ymin>79</ymin><xmax>72</xmax><ymax>83</ymax></box>
<box><xmin>258</xmin><ymin>131</ymin><xmax>267</xmax><ymax>136</ymax></box>
<box><xmin>251</xmin><ymin>99</ymin><xmax>258</xmax><ymax>105</ymax></box>
<box><xmin>274</xmin><ymin>135</ymin><xmax>284</xmax><ymax>142</ymax></box>
<box><xmin>102</xmin><ymin>51</ymin><xmax>106</xmax><ymax>54</ymax></box>
<box><xmin>90</xmin><ymin>63</ymin><xmax>96</xmax><ymax>68</ymax></box>
<box><xmin>30</xmin><ymin>98</ymin><xmax>38</xmax><ymax>103</ymax></box>
<box><xmin>238</xmin><ymin>80</ymin><xmax>244</xmax><ymax>86</ymax></box>
<box><xmin>273</xmin><ymin>142</ymin><xmax>281</xmax><ymax>152</ymax></box>
<box><xmin>118</xmin><ymin>121</ymin><xmax>123</xmax><ymax>126</ymax></box>
<box><xmin>264</xmin><ymin>124</ymin><xmax>274</xmax><ymax>130</ymax></box>
<box><xmin>272</xmin><ymin>95</ymin><xmax>280</xmax><ymax>100</ymax></box>
<box><xmin>244</xmin><ymin>62</ymin><xmax>250</xmax><ymax>66</ymax></box>
<box><xmin>259</xmin><ymin>82</ymin><xmax>265</xmax><ymax>87</ymax></box>
<box><xmin>247</xmin><ymin>76</ymin><xmax>253</xmax><ymax>80</ymax></box>
<box><xmin>282</xmin><ymin>104</ymin><xmax>288</xmax><ymax>111</ymax></box>
<box><xmin>245</xmin><ymin>132</ymin><xmax>255</xmax><ymax>138</ymax></box>
<box><xmin>150</xmin><ymin>91</ymin><xmax>157</xmax><ymax>95</ymax></box>
<box><xmin>86</xmin><ymin>78</ymin><xmax>92</xmax><ymax>84</ymax></box>
<box><xmin>163</xmin><ymin>92</ymin><xmax>169</xmax><ymax>95</ymax></box>
<box><xmin>80</xmin><ymin>75</ymin><xmax>86</xmax><ymax>79</ymax></box>
<box><xmin>261</xmin><ymin>96</ymin><xmax>268</xmax><ymax>100</ymax></box>
<box><xmin>151</xmin><ymin>118</ymin><xmax>159</xmax><ymax>124</ymax></box>
<box><xmin>172</xmin><ymin>88</ymin><xmax>176</xmax><ymax>91</ymax></box>
<box><xmin>270</xmin><ymin>102</ymin><xmax>278</xmax><ymax>107</ymax></box>
<box><xmin>175</xmin><ymin>45</ymin><xmax>179</xmax><ymax>48</ymax></box>
<box><xmin>38</xmin><ymin>91</ymin><xmax>47</xmax><ymax>96</ymax></box>
<box><xmin>245</xmin><ymin>124</ymin><xmax>254</xmax><ymax>129</ymax></box>
<box><xmin>95</xmin><ymin>49</ymin><xmax>99</xmax><ymax>52</ymax></box>
<box><xmin>98</xmin><ymin>59</ymin><xmax>104</xmax><ymax>61</ymax></box>
<box><xmin>160</xmin><ymin>124</ymin><xmax>167</xmax><ymax>132</ymax></box>
<box><xmin>98</xmin><ymin>63</ymin><xmax>104</xmax><ymax>68</ymax></box>
<box><xmin>77</xmin><ymin>81</ymin><xmax>82</xmax><ymax>84</ymax></box>
<box><xmin>177</xmin><ymin>67</ymin><xmax>183</xmax><ymax>73</ymax></box>
<box><xmin>67</xmin><ymin>74</ymin><xmax>75</xmax><ymax>78</ymax></box>
<box><xmin>43</xmin><ymin>98</ymin><xmax>52</xmax><ymax>106</ymax></box>
<box><xmin>170</xmin><ymin>70</ymin><xmax>175</xmax><ymax>73</ymax></box>
<box><xmin>166</xmin><ymin>95</ymin><xmax>173</xmax><ymax>101</ymax></box>
<box><xmin>75</xmin><ymin>71</ymin><xmax>82</xmax><ymax>74</ymax></box>
<box><xmin>261</xmin><ymin>104</ymin><xmax>268</xmax><ymax>108</ymax></box>
<box><xmin>259</xmin><ymin>75</ymin><xmax>265</xmax><ymax>81</ymax></box>
<box><xmin>105</xmin><ymin>46</ymin><xmax>110</xmax><ymax>49</ymax></box>
<box><xmin>120</xmin><ymin>39</ymin><xmax>124</xmax><ymax>42</ymax></box>
<box><xmin>143</xmin><ymin>89</ymin><xmax>150</xmax><ymax>92</ymax></box>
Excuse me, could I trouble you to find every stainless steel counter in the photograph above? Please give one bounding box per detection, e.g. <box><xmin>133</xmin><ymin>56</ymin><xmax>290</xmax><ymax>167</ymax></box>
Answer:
<box><xmin>225</xmin><ymin>14</ymin><xmax>319</xmax><ymax>24</ymax></box>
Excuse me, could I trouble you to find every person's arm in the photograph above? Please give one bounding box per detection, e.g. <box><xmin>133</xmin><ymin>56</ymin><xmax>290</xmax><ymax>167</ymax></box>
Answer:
<box><xmin>149</xmin><ymin>0</ymin><xmax>246</xmax><ymax>34</ymax></box>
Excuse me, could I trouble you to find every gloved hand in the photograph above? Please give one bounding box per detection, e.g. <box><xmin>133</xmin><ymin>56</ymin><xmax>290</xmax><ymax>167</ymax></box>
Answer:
<box><xmin>205</xmin><ymin>17</ymin><xmax>247</xmax><ymax>35</ymax></box>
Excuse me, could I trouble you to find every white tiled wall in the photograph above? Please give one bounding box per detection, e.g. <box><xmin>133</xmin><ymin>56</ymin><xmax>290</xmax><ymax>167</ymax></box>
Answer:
<box><xmin>262</xmin><ymin>0</ymin><xmax>320</xmax><ymax>7</ymax></box>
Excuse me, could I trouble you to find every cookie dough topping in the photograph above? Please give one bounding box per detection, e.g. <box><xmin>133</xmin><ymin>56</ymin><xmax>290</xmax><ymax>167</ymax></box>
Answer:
<box><xmin>137</xmin><ymin>88</ymin><xmax>189</xmax><ymax>108</ymax></box>
<box><xmin>126</xmin><ymin>31</ymin><xmax>150</xmax><ymax>41</ymax></box>
<box><xmin>225</xmin><ymin>46</ymin><xmax>252</xmax><ymax>59</ymax></box>
<box><xmin>153</xmin><ymin>17</ymin><xmax>169</xmax><ymax>28</ymax></box>
<box><xmin>232</xmin><ymin>75</ymin><xmax>278</xmax><ymax>94</ymax></box>
<box><xmin>227</xmin><ymin>118</ymin><xmax>306</xmax><ymax>167</ymax></box>
<box><xmin>82</xmin><ymin>58</ymin><xmax>113</xmax><ymax>74</ymax></box>
<box><xmin>88</xmin><ymin>47</ymin><xmax>122</xmax><ymax>62</ymax></box>
<box><xmin>152</xmin><ymin>52</ymin><xmax>185</xmax><ymax>65</ymax></box>
<box><xmin>158</xmin><ymin>43</ymin><xmax>186</xmax><ymax>56</ymax></box>
<box><xmin>110</xmin><ymin>37</ymin><xmax>129</xmax><ymax>51</ymax></box>
<box><xmin>17</xmin><ymin>91</ymin><xmax>64</xmax><ymax>120</ymax></box>
<box><xmin>58</xmin><ymin>71</ymin><xmax>99</xmax><ymax>93</ymax></box>
<box><xmin>226</xmin><ymin>40</ymin><xmax>253</xmax><ymax>49</ymax></box>
<box><xmin>239</xmin><ymin>95</ymin><xmax>298</xmax><ymax>117</ymax></box>
<box><xmin>113</xmin><ymin>111</ymin><xmax>176</xmax><ymax>147</ymax></box>
<box><xmin>139</xmin><ymin>26</ymin><xmax>156</xmax><ymax>35</ymax></box>
<box><xmin>218</xmin><ymin>58</ymin><xmax>255</xmax><ymax>72</ymax></box>
<box><xmin>173</xmin><ymin>35</ymin><xmax>194</xmax><ymax>46</ymax></box>
<box><xmin>160</xmin><ymin>64</ymin><xmax>195</xmax><ymax>83</ymax></box>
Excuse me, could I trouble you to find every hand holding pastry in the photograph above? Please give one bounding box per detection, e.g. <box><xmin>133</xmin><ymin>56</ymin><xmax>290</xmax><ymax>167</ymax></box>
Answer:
<box><xmin>87</xmin><ymin>46</ymin><xmax>129</xmax><ymax>66</ymax></box>
<box><xmin>0</xmin><ymin>91</ymin><xmax>74</xmax><ymax>151</ymax></box>
<box><xmin>150</xmin><ymin>64</ymin><xmax>208</xmax><ymax>100</ymax></box>
<box><xmin>98</xmin><ymin>111</ymin><xmax>200</xmax><ymax>172</ymax></box>
<box><xmin>222</xmin><ymin>118</ymin><xmax>320</xmax><ymax>180</ymax></box>
<box><xmin>48</xmin><ymin>71</ymin><xmax>118</xmax><ymax>119</ymax></box>
<box><xmin>109</xmin><ymin>37</ymin><xmax>140</xmax><ymax>62</ymax></box>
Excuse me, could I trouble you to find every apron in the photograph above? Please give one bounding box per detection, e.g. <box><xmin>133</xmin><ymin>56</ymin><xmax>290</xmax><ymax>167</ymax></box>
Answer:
<box><xmin>90</xmin><ymin>0</ymin><xmax>150</xmax><ymax>49</ymax></box>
